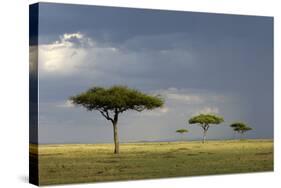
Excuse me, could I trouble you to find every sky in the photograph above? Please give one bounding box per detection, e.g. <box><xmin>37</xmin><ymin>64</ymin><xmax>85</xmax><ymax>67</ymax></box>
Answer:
<box><xmin>30</xmin><ymin>3</ymin><xmax>273</xmax><ymax>144</ymax></box>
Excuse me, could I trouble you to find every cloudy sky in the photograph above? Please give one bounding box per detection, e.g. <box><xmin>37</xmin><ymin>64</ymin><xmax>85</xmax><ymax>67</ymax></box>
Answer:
<box><xmin>31</xmin><ymin>3</ymin><xmax>273</xmax><ymax>144</ymax></box>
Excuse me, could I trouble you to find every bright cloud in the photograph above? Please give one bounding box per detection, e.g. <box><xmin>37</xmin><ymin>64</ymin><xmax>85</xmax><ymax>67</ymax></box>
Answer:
<box><xmin>135</xmin><ymin>106</ymin><xmax>169</xmax><ymax>117</ymax></box>
<box><xmin>56</xmin><ymin>100</ymin><xmax>75</xmax><ymax>108</ymax></box>
<box><xmin>197</xmin><ymin>106</ymin><xmax>220</xmax><ymax>114</ymax></box>
<box><xmin>38</xmin><ymin>32</ymin><xmax>118</xmax><ymax>75</ymax></box>
<box><xmin>62</xmin><ymin>33</ymin><xmax>83</xmax><ymax>40</ymax></box>
<box><xmin>154</xmin><ymin>88</ymin><xmax>204</xmax><ymax>104</ymax></box>
<box><xmin>166</xmin><ymin>93</ymin><xmax>202</xmax><ymax>103</ymax></box>
<box><xmin>39</xmin><ymin>33</ymin><xmax>90</xmax><ymax>74</ymax></box>
<box><xmin>36</xmin><ymin>32</ymin><xmax>194</xmax><ymax>78</ymax></box>
<box><xmin>144</xmin><ymin>88</ymin><xmax>227</xmax><ymax>119</ymax></box>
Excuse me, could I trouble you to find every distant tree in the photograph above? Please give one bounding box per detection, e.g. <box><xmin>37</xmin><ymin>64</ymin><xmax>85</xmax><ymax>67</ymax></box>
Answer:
<box><xmin>230</xmin><ymin>122</ymin><xmax>242</xmax><ymax>138</ymax></box>
<box><xmin>176</xmin><ymin>129</ymin><xmax>189</xmax><ymax>134</ymax></box>
<box><xmin>70</xmin><ymin>85</ymin><xmax>164</xmax><ymax>154</ymax></box>
<box><xmin>176</xmin><ymin>129</ymin><xmax>189</xmax><ymax>141</ymax></box>
<box><xmin>188</xmin><ymin>114</ymin><xmax>224</xmax><ymax>143</ymax></box>
<box><xmin>230</xmin><ymin>122</ymin><xmax>252</xmax><ymax>139</ymax></box>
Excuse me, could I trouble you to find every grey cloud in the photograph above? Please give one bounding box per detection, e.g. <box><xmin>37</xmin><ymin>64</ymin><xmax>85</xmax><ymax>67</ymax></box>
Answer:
<box><xmin>35</xmin><ymin>3</ymin><xmax>273</xmax><ymax>144</ymax></box>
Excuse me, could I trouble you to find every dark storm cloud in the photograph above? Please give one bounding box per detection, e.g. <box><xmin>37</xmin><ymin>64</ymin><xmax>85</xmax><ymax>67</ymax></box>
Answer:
<box><xmin>36</xmin><ymin>3</ymin><xmax>273</xmax><ymax>144</ymax></box>
<box><xmin>38</xmin><ymin>3</ymin><xmax>272</xmax><ymax>46</ymax></box>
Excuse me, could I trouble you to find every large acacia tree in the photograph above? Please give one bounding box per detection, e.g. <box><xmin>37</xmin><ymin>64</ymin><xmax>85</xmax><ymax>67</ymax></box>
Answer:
<box><xmin>70</xmin><ymin>85</ymin><xmax>164</xmax><ymax>154</ymax></box>
<box><xmin>188</xmin><ymin>114</ymin><xmax>224</xmax><ymax>143</ymax></box>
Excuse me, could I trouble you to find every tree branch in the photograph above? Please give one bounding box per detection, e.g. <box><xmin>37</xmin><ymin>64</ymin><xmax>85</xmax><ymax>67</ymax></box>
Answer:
<box><xmin>202</xmin><ymin>124</ymin><xmax>209</xmax><ymax>132</ymax></box>
<box><xmin>114</xmin><ymin>109</ymin><xmax>119</xmax><ymax>123</ymax></box>
<box><xmin>117</xmin><ymin>107</ymin><xmax>127</xmax><ymax>113</ymax></box>
<box><xmin>99</xmin><ymin>109</ymin><xmax>114</xmax><ymax>123</ymax></box>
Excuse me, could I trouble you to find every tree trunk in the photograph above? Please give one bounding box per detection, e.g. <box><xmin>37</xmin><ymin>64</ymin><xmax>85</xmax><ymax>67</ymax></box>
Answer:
<box><xmin>112</xmin><ymin>122</ymin><xmax>119</xmax><ymax>154</ymax></box>
<box><xmin>202</xmin><ymin>125</ymin><xmax>208</xmax><ymax>143</ymax></box>
<box><xmin>202</xmin><ymin>131</ymin><xmax>206</xmax><ymax>143</ymax></box>
<box><xmin>240</xmin><ymin>132</ymin><xmax>244</xmax><ymax>140</ymax></box>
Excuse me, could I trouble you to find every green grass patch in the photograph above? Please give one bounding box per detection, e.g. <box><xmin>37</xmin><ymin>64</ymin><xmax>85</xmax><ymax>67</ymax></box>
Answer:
<box><xmin>30</xmin><ymin>139</ymin><xmax>273</xmax><ymax>185</ymax></box>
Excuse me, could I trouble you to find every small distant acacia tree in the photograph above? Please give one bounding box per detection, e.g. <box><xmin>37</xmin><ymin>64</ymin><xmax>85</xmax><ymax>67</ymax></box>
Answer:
<box><xmin>188</xmin><ymin>114</ymin><xmax>224</xmax><ymax>143</ymax></box>
<box><xmin>176</xmin><ymin>129</ymin><xmax>189</xmax><ymax>141</ymax></box>
<box><xmin>176</xmin><ymin>129</ymin><xmax>189</xmax><ymax>134</ymax></box>
<box><xmin>230</xmin><ymin>122</ymin><xmax>252</xmax><ymax>139</ymax></box>
<box><xmin>70</xmin><ymin>85</ymin><xmax>164</xmax><ymax>154</ymax></box>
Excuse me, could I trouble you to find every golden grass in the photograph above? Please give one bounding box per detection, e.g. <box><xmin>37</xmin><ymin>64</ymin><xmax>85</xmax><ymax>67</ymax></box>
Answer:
<box><xmin>30</xmin><ymin>139</ymin><xmax>273</xmax><ymax>185</ymax></box>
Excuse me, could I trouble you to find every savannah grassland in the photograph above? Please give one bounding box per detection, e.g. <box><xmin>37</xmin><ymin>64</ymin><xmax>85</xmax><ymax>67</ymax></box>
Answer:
<box><xmin>30</xmin><ymin>139</ymin><xmax>273</xmax><ymax>185</ymax></box>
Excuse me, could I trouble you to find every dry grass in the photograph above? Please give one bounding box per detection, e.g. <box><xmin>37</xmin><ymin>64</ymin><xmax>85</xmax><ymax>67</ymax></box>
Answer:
<box><xmin>30</xmin><ymin>139</ymin><xmax>273</xmax><ymax>185</ymax></box>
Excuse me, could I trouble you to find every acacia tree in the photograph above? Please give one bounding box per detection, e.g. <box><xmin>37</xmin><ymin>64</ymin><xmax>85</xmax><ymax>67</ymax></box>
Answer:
<box><xmin>188</xmin><ymin>114</ymin><xmax>224</xmax><ymax>143</ymax></box>
<box><xmin>230</xmin><ymin>122</ymin><xmax>242</xmax><ymax>138</ymax></box>
<box><xmin>230</xmin><ymin>122</ymin><xmax>252</xmax><ymax>139</ymax></box>
<box><xmin>176</xmin><ymin>129</ymin><xmax>188</xmax><ymax>134</ymax></box>
<box><xmin>176</xmin><ymin>129</ymin><xmax>189</xmax><ymax>141</ymax></box>
<box><xmin>70</xmin><ymin>85</ymin><xmax>164</xmax><ymax>154</ymax></box>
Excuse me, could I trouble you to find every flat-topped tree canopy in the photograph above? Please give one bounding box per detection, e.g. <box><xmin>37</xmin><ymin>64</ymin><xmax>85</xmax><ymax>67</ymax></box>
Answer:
<box><xmin>230</xmin><ymin>122</ymin><xmax>247</xmax><ymax>129</ymax></box>
<box><xmin>230</xmin><ymin>122</ymin><xmax>250</xmax><ymax>129</ymax></box>
<box><xmin>189</xmin><ymin>114</ymin><xmax>224</xmax><ymax>125</ymax></box>
<box><xmin>176</xmin><ymin>129</ymin><xmax>189</xmax><ymax>134</ymax></box>
<box><xmin>70</xmin><ymin>85</ymin><xmax>164</xmax><ymax>154</ymax></box>
<box><xmin>70</xmin><ymin>85</ymin><xmax>164</xmax><ymax>113</ymax></box>
<box><xmin>230</xmin><ymin>122</ymin><xmax>252</xmax><ymax>134</ymax></box>
<box><xmin>188</xmin><ymin>114</ymin><xmax>224</xmax><ymax>143</ymax></box>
